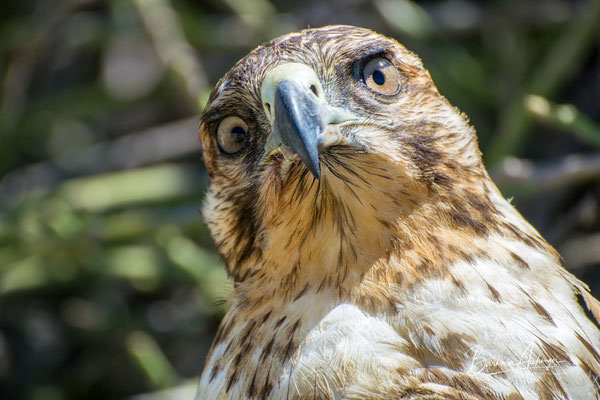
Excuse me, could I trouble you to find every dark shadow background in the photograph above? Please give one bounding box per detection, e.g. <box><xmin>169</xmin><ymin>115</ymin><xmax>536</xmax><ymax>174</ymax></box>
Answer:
<box><xmin>1</xmin><ymin>0</ymin><xmax>599</xmax><ymax>399</ymax></box>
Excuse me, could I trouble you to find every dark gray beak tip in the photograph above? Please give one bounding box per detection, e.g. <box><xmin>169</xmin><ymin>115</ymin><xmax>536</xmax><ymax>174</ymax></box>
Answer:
<box><xmin>306</xmin><ymin>152</ymin><xmax>321</xmax><ymax>179</ymax></box>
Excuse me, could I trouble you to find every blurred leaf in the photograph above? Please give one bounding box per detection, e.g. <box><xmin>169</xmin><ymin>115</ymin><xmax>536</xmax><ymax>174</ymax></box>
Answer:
<box><xmin>1</xmin><ymin>255</ymin><xmax>45</xmax><ymax>293</ymax></box>
<box><xmin>161</xmin><ymin>230</ymin><xmax>228</xmax><ymax>303</ymax></box>
<box><xmin>131</xmin><ymin>0</ymin><xmax>208</xmax><ymax>110</ymax></box>
<box><xmin>223</xmin><ymin>0</ymin><xmax>276</xmax><ymax>31</ymax></box>
<box><xmin>375</xmin><ymin>0</ymin><xmax>434</xmax><ymax>38</ymax></box>
<box><xmin>58</xmin><ymin>163</ymin><xmax>202</xmax><ymax>212</ymax></box>
<box><xmin>106</xmin><ymin>245</ymin><xmax>162</xmax><ymax>290</ymax></box>
<box><xmin>525</xmin><ymin>94</ymin><xmax>600</xmax><ymax>147</ymax></box>
<box><xmin>127</xmin><ymin>331</ymin><xmax>178</xmax><ymax>390</ymax></box>
<box><xmin>493</xmin><ymin>153</ymin><xmax>600</xmax><ymax>195</ymax></box>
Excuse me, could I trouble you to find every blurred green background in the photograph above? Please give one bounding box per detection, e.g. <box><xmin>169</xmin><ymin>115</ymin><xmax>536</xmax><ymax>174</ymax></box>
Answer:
<box><xmin>1</xmin><ymin>0</ymin><xmax>599</xmax><ymax>399</ymax></box>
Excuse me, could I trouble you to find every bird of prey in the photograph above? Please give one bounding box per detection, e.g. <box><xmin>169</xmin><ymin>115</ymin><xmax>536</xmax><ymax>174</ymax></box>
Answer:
<box><xmin>195</xmin><ymin>25</ymin><xmax>600</xmax><ymax>399</ymax></box>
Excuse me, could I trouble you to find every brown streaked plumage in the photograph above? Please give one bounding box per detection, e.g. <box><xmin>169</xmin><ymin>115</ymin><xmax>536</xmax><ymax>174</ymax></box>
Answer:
<box><xmin>196</xmin><ymin>25</ymin><xmax>600</xmax><ymax>399</ymax></box>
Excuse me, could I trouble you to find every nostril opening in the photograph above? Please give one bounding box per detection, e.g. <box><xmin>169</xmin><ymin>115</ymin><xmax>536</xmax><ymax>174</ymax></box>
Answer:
<box><xmin>264</xmin><ymin>103</ymin><xmax>271</xmax><ymax>115</ymax></box>
<box><xmin>310</xmin><ymin>84</ymin><xmax>318</xmax><ymax>96</ymax></box>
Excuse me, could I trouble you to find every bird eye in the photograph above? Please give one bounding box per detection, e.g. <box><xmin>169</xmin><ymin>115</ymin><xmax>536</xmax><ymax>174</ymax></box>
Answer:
<box><xmin>362</xmin><ymin>57</ymin><xmax>400</xmax><ymax>95</ymax></box>
<box><xmin>216</xmin><ymin>116</ymin><xmax>248</xmax><ymax>155</ymax></box>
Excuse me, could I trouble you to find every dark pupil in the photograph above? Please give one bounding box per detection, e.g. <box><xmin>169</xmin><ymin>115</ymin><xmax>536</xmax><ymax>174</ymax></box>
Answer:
<box><xmin>372</xmin><ymin>69</ymin><xmax>385</xmax><ymax>85</ymax></box>
<box><xmin>230</xmin><ymin>126</ymin><xmax>245</xmax><ymax>142</ymax></box>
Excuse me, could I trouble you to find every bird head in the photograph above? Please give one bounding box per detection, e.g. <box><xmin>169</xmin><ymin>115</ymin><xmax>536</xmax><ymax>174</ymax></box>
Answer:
<box><xmin>199</xmin><ymin>26</ymin><xmax>501</xmax><ymax>292</ymax></box>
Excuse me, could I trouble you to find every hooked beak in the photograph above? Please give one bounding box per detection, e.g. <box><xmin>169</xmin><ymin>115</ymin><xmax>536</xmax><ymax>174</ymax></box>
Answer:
<box><xmin>273</xmin><ymin>79</ymin><xmax>322</xmax><ymax>178</ymax></box>
<box><xmin>261</xmin><ymin>63</ymin><xmax>356</xmax><ymax>179</ymax></box>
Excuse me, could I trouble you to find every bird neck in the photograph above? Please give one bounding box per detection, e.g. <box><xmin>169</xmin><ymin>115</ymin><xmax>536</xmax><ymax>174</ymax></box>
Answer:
<box><xmin>230</xmin><ymin>178</ymin><xmax>557</xmax><ymax>314</ymax></box>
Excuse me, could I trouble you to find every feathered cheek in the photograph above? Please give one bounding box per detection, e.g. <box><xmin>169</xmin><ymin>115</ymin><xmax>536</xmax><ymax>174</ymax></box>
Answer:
<box><xmin>261</xmin><ymin>159</ymin><xmax>285</xmax><ymax>204</ymax></box>
<box><xmin>341</xmin><ymin>129</ymin><xmax>405</xmax><ymax>170</ymax></box>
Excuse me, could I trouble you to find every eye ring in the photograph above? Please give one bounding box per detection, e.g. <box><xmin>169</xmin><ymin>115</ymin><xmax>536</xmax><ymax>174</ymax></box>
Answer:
<box><xmin>216</xmin><ymin>116</ymin><xmax>248</xmax><ymax>155</ymax></box>
<box><xmin>362</xmin><ymin>57</ymin><xmax>400</xmax><ymax>96</ymax></box>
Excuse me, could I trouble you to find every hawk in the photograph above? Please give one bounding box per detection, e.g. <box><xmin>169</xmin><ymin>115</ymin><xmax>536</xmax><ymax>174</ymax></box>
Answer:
<box><xmin>196</xmin><ymin>25</ymin><xmax>600</xmax><ymax>399</ymax></box>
